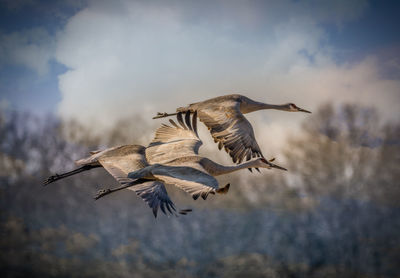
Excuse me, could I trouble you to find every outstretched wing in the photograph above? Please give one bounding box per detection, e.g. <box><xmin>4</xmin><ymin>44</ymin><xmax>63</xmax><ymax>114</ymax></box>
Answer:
<box><xmin>146</xmin><ymin>111</ymin><xmax>202</xmax><ymax>164</ymax></box>
<box><xmin>93</xmin><ymin>145</ymin><xmax>176</xmax><ymax>217</ymax></box>
<box><xmin>150</xmin><ymin>164</ymin><xmax>218</xmax><ymax>201</ymax></box>
<box><xmin>127</xmin><ymin>181</ymin><xmax>176</xmax><ymax>217</ymax></box>
<box><xmin>97</xmin><ymin>145</ymin><xmax>148</xmax><ymax>184</ymax></box>
<box><xmin>197</xmin><ymin>102</ymin><xmax>263</xmax><ymax>164</ymax></box>
<box><xmin>143</xmin><ymin>112</ymin><xmax>219</xmax><ymax>200</ymax></box>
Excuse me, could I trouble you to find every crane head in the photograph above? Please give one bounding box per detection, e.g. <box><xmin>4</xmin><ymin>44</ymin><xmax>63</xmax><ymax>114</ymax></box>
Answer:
<box><xmin>287</xmin><ymin>103</ymin><xmax>311</xmax><ymax>113</ymax></box>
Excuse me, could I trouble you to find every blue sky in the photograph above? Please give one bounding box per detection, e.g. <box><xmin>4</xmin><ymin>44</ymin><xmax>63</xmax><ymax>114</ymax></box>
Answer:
<box><xmin>0</xmin><ymin>0</ymin><xmax>82</xmax><ymax>113</ymax></box>
<box><xmin>0</xmin><ymin>0</ymin><xmax>399</xmax><ymax>133</ymax></box>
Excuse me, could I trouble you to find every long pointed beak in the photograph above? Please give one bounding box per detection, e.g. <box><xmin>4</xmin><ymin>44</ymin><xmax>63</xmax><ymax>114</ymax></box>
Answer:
<box><xmin>298</xmin><ymin>107</ymin><xmax>311</xmax><ymax>113</ymax></box>
<box><xmin>269</xmin><ymin>162</ymin><xmax>287</xmax><ymax>171</ymax></box>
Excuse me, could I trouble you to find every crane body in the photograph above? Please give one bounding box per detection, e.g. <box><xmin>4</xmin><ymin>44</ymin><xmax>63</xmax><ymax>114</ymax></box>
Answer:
<box><xmin>153</xmin><ymin>94</ymin><xmax>311</xmax><ymax>164</ymax></box>
<box><xmin>44</xmin><ymin>111</ymin><xmax>286</xmax><ymax>217</ymax></box>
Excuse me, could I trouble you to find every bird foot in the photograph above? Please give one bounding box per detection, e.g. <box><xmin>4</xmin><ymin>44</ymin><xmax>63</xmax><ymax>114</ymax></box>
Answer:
<box><xmin>153</xmin><ymin>112</ymin><xmax>168</xmax><ymax>119</ymax></box>
<box><xmin>269</xmin><ymin>162</ymin><xmax>287</xmax><ymax>171</ymax></box>
<box><xmin>43</xmin><ymin>174</ymin><xmax>59</xmax><ymax>186</ymax></box>
<box><xmin>152</xmin><ymin>112</ymin><xmax>178</xmax><ymax>119</ymax></box>
<box><xmin>94</xmin><ymin>188</ymin><xmax>111</xmax><ymax>200</ymax></box>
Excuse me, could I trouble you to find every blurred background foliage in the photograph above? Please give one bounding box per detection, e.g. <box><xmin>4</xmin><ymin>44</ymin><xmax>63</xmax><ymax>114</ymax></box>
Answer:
<box><xmin>0</xmin><ymin>103</ymin><xmax>399</xmax><ymax>277</ymax></box>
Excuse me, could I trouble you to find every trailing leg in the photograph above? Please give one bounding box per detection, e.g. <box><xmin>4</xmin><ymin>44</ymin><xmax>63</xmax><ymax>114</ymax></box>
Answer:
<box><xmin>43</xmin><ymin>165</ymin><xmax>101</xmax><ymax>186</ymax></box>
<box><xmin>94</xmin><ymin>178</ymin><xmax>149</xmax><ymax>200</ymax></box>
<box><xmin>152</xmin><ymin>112</ymin><xmax>178</xmax><ymax>119</ymax></box>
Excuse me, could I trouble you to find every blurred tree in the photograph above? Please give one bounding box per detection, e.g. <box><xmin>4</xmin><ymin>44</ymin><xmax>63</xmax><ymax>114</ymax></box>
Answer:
<box><xmin>0</xmin><ymin>104</ymin><xmax>399</xmax><ymax>278</ymax></box>
<box><xmin>281</xmin><ymin>103</ymin><xmax>400</xmax><ymax>207</ymax></box>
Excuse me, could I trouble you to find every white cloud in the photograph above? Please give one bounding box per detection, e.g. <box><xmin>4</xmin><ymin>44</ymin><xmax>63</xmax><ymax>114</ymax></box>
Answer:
<box><xmin>0</xmin><ymin>27</ymin><xmax>55</xmax><ymax>75</ymax></box>
<box><xmin>54</xmin><ymin>0</ymin><xmax>399</xmax><ymax>145</ymax></box>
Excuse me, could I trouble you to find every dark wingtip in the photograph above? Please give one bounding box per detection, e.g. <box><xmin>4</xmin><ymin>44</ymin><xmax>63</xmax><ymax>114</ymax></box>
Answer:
<box><xmin>152</xmin><ymin>205</ymin><xmax>159</xmax><ymax>218</ymax></box>
<box><xmin>192</xmin><ymin>111</ymin><xmax>199</xmax><ymax>137</ymax></box>
<box><xmin>179</xmin><ymin>208</ymin><xmax>193</xmax><ymax>215</ymax></box>
<box><xmin>160</xmin><ymin>203</ymin><xmax>166</xmax><ymax>215</ymax></box>
<box><xmin>177</xmin><ymin>112</ymin><xmax>187</xmax><ymax>129</ymax></box>
<box><xmin>184</xmin><ymin>111</ymin><xmax>192</xmax><ymax>130</ymax></box>
<box><xmin>180</xmin><ymin>209</ymin><xmax>192</xmax><ymax>212</ymax></box>
<box><xmin>165</xmin><ymin>202</ymin><xmax>173</xmax><ymax>214</ymax></box>
<box><xmin>169</xmin><ymin>119</ymin><xmax>179</xmax><ymax>128</ymax></box>
<box><xmin>170</xmin><ymin>201</ymin><xmax>176</xmax><ymax>211</ymax></box>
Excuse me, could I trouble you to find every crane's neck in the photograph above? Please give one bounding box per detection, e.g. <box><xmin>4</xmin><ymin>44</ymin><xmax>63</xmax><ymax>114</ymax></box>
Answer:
<box><xmin>200</xmin><ymin>158</ymin><xmax>260</xmax><ymax>176</ymax></box>
<box><xmin>240</xmin><ymin>99</ymin><xmax>288</xmax><ymax>114</ymax></box>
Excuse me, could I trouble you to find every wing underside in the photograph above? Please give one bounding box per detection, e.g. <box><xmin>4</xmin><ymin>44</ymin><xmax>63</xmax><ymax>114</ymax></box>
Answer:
<box><xmin>92</xmin><ymin>145</ymin><xmax>177</xmax><ymax>217</ymax></box>
<box><xmin>146</xmin><ymin>111</ymin><xmax>202</xmax><ymax>164</ymax></box>
<box><xmin>197</xmin><ymin>103</ymin><xmax>263</xmax><ymax>164</ymax></box>
<box><xmin>147</xmin><ymin>112</ymin><xmax>220</xmax><ymax>200</ymax></box>
<box><xmin>127</xmin><ymin>181</ymin><xmax>177</xmax><ymax>217</ymax></box>
<box><xmin>152</xmin><ymin>164</ymin><xmax>218</xmax><ymax>200</ymax></box>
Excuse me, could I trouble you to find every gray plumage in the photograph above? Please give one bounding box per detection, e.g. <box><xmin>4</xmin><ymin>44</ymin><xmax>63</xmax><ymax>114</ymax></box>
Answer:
<box><xmin>154</xmin><ymin>94</ymin><xmax>311</xmax><ymax>164</ymax></box>
<box><xmin>44</xmin><ymin>111</ymin><xmax>286</xmax><ymax>218</ymax></box>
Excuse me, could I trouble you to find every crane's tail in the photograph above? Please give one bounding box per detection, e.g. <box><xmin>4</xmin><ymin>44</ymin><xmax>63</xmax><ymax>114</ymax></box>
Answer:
<box><xmin>216</xmin><ymin>183</ymin><xmax>230</xmax><ymax>194</ymax></box>
<box><xmin>43</xmin><ymin>165</ymin><xmax>100</xmax><ymax>186</ymax></box>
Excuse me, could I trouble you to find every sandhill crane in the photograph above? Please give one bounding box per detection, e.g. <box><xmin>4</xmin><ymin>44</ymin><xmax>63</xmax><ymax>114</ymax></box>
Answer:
<box><xmin>43</xmin><ymin>145</ymin><xmax>188</xmax><ymax>218</ymax></box>
<box><xmin>44</xmin><ymin>111</ymin><xmax>286</xmax><ymax>217</ymax></box>
<box><xmin>153</xmin><ymin>94</ymin><xmax>311</xmax><ymax>165</ymax></box>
